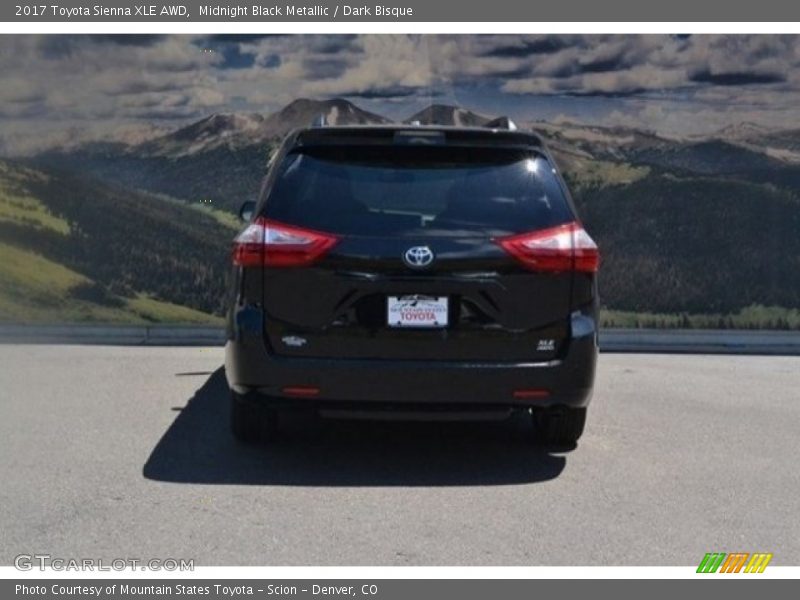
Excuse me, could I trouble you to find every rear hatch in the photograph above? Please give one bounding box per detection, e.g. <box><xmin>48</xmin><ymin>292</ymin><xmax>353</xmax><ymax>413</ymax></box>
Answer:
<box><xmin>250</xmin><ymin>140</ymin><xmax>584</xmax><ymax>362</ymax></box>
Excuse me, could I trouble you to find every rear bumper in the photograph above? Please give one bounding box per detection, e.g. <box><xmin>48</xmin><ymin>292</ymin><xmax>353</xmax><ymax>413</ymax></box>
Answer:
<box><xmin>225</xmin><ymin>309</ymin><xmax>597</xmax><ymax>411</ymax></box>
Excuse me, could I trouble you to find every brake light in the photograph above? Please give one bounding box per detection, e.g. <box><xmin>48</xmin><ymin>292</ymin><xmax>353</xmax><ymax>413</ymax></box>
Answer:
<box><xmin>496</xmin><ymin>222</ymin><xmax>599</xmax><ymax>273</ymax></box>
<box><xmin>513</xmin><ymin>388</ymin><xmax>550</xmax><ymax>399</ymax></box>
<box><xmin>232</xmin><ymin>217</ymin><xmax>339</xmax><ymax>268</ymax></box>
<box><xmin>281</xmin><ymin>386</ymin><xmax>320</xmax><ymax>397</ymax></box>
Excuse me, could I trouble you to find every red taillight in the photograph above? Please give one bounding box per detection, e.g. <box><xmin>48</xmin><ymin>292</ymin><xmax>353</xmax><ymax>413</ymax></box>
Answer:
<box><xmin>495</xmin><ymin>221</ymin><xmax>599</xmax><ymax>273</ymax></box>
<box><xmin>513</xmin><ymin>388</ymin><xmax>550</xmax><ymax>399</ymax></box>
<box><xmin>232</xmin><ymin>218</ymin><xmax>339</xmax><ymax>268</ymax></box>
<box><xmin>281</xmin><ymin>386</ymin><xmax>320</xmax><ymax>397</ymax></box>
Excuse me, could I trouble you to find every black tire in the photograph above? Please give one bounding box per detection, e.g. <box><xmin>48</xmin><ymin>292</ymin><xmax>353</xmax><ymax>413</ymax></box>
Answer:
<box><xmin>531</xmin><ymin>406</ymin><xmax>587</xmax><ymax>446</ymax></box>
<box><xmin>230</xmin><ymin>391</ymin><xmax>277</xmax><ymax>443</ymax></box>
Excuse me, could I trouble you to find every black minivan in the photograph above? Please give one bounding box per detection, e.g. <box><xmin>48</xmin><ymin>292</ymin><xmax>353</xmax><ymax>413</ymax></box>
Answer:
<box><xmin>225</xmin><ymin>122</ymin><xmax>599</xmax><ymax>445</ymax></box>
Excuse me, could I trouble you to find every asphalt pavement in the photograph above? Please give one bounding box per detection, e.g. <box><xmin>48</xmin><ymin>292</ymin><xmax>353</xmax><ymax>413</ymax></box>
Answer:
<box><xmin>0</xmin><ymin>345</ymin><xmax>798</xmax><ymax>565</ymax></box>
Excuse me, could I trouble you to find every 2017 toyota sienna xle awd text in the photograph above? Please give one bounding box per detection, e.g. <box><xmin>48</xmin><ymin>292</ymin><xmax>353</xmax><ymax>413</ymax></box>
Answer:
<box><xmin>225</xmin><ymin>120</ymin><xmax>600</xmax><ymax>446</ymax></box>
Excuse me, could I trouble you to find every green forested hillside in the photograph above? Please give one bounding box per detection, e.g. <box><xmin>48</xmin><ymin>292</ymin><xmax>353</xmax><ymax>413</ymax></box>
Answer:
<box><xmin>36</xmin><ymin>143</ymin><xmax>271</xmax><ymax>213</ymax></box>
<box><xmin>575</xmin><ymin>173</ymin><xmax>800</xmax><ymax>314</ymax></box>
<box><xmin>0</xmin><ymin>160</ymin><xmax>234</xmax><ymax>324</ymax></box>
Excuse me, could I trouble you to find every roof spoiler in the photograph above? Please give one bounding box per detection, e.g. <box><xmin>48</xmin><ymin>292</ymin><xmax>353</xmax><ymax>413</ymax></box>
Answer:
<box><xmin>312</xmin><ymin>112</ymin><xmax>519</xmax><ymax>131</ymax></box>
<box><xmin>295</xmin><ymin>127</ymin><xmax>542</xmax><ymax>150</ymax></box>
<box><xmin>483</xmin><ymin>116</ymin><xmax>518</xmax><ymax>131</ymax></box>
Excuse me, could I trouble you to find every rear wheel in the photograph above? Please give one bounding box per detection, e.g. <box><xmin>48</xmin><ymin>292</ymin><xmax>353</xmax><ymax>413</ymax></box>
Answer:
<box><xmin>230</xmin><ymin>391</ymin><xmax>277</xmax><ymax>443</ymax></box>
<box><xmin>531</xmin><ymin>406</ymin><xmax>586</xmax><ymax>446</ymax></box>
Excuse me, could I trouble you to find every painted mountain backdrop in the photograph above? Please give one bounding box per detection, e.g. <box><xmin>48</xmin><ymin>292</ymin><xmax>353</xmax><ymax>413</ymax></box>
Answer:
<box><xmin>2</xmin><ymin>98</ymin><xmax>799</xmax><ymax>327</ymax></box>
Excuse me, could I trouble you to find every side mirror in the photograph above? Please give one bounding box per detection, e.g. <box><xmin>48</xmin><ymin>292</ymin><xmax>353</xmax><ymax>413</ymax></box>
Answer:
<box><xmin>239</xmin><ymin>201</ymin><xmax>256</xmax><ymax>222</ymax></box>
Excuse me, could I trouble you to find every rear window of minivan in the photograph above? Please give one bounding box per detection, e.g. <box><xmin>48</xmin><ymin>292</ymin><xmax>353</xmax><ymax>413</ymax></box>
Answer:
<box><xmin>263</xmin><ymin>146</ymin><xmax>573</xmax><ymax>237</ymax></box>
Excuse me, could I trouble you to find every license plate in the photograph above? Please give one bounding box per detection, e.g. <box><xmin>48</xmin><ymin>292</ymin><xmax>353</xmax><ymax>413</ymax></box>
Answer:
<box><xmin>387</xmin><ymin>295</ymin><xmax>448</xmax><ymax>328</ymax></box>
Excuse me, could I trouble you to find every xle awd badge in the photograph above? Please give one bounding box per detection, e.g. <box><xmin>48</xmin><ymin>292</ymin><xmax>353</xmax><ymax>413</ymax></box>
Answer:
<box><xmin>282</xmin><ymin>336</ymin><xmax>307</xmax><ymax>347</ymax></box>
<box><xmin>403</xmin><ymin>246</ymin><xmax>435</xmax><ymax>269</ymax></box>
<box><xmin>537</xmin><ymin>339</ymin><xmax>555</xmax><ymax>352</ymax></box>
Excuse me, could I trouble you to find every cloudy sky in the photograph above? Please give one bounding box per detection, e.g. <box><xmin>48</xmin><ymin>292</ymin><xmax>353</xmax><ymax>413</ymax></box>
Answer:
<box><xmin>2</xmin><ymin>34</ymin><xmax>800</xmax><ymax>153</ymax></box>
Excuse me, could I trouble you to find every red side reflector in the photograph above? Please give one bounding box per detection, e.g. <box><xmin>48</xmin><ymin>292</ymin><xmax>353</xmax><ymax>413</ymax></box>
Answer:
<box><xmin>281</xmin><ymin>386</ymin><xmax>320</xmax><ymax>397</ymax></box>
<box><xmin>232</xmin><ymin>217</ymin><xmax>339</xmax><ymax>268</ymax></box>
<box><xmin>495</xmin><ymin>221</ymin><xmax>599</xmax><ymax>273</ymax></box>
<box><xmin>513</xmin><ymin>388</ymin><xmax>550</xmax><ymax>399</ymax></box>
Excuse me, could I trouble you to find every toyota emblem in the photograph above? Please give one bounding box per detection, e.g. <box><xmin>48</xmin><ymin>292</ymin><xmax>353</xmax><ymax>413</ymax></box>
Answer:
<box><xmin>403</xmin><ymin>246</ymin><xmax>435</xmax><ymax>269</ymax></box>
